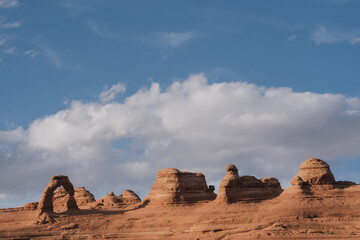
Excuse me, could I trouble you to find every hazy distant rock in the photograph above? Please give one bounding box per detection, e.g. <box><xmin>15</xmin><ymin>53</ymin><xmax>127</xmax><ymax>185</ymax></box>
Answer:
<box><xmin>216</xmin><ymin>164</ymin><xmax>283</xmax><ymax>203</ymax></box>
<box><xmin>290</xmin><ymin>158</ymin><xmax>335</xmax><ymax>185</ymax></box>
<box><xmin>144</xmin><ymin>168</ymin><xmax>216</xmax><ymax>204</ymax></box>
<box><xmin>22</xmin><ymin>202</ymin><xmax>38</xmax><ymax>211</ymax></box>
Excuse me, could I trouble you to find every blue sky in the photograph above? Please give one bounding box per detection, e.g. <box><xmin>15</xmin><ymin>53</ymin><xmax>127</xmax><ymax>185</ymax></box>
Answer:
<box><xmin>1</xmin><ymin>0</ymin><xmax>360</xmax><ymax>208</ymax></box>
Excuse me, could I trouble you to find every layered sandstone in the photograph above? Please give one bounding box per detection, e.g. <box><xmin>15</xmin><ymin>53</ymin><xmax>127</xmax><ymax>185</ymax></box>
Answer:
<box><xmin>37</xmin><ymin>175</ymin><xmax>79</xmax><ymax>214</ymax></box>
<box><xmin>91</xmin><ymin>190</ymin><xmax>141</xmax><ymax>209</ymax></box>
<box><xmin>216</xmin><ymin>164</ymin><xmax>283</xmax><ymax>203</ymax></box>
<box><xmin>120</xmin><ymin>190</ymin><xmax>141</xmax><ymax>204</ymax></box>
<box><xmin>144</xmin><ymin>168</ymin><xmax>216</xmax><ymax>204</ymax></box>
<box><xmin>3</xmin><ymin>157</ymin><xmax>360</xmax><ymax>239</ymax></box>
<box><xmin>280</xmin><ymin>158</ymin><xmax>358</xmax><ymax>201</ymax></box>
<box><xmin>53</xmin><ymin>187</ymin><xmax>95</xmax><ymax>212</ymax></box>
<box><xmin>290</xmin><ymin>157</ymin><xmax>335</xmax><ymax>185</ymax></box>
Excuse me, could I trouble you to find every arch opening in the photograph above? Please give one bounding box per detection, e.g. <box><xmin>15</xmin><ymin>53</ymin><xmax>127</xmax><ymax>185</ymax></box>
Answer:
<box><xmin>37</xmin><ymin>175</ymin><xmax>79</xmax><ymax>214</ymax></box>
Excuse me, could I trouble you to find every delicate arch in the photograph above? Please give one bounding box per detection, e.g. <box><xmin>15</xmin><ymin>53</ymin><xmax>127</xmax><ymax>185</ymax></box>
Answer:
<box><xmin>38</xmin><ymin>175</ymin><xmax>79</xmax><ymax>214</ymax></box>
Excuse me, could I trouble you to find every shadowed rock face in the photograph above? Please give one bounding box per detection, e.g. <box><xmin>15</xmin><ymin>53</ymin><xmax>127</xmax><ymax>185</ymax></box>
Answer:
<box><xmin>37</xmin><ymin>175</ymin><xmax>79</xmax><ymax>214</ymax></box>
<box><xmin>290</xmin><ymin>158</ymin><xmax>335</xmax><ymax>185</ymax></box>
<box><xmin>144</xmin><ymin>168</ymin><xmax>216</xmax><ymax>204</ymax></box>
<box><xmin>53</xmin><ymin>187</ymin><xmax>95</xmax><ymax>212</ymax></box>
<box><xmin>216</xmin><ymin>164</ymin><xmax>283</xmax><ymax>203</ymax></box>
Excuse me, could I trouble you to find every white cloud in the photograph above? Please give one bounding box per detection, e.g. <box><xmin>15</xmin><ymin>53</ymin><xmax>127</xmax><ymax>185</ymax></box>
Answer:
<box><xmin>1</xmin><ymin>73</ymin><xmax>360</xmax><ymax>207</ymax></box>
<box><xmin>311</xmin><ymin>25</ymin><xmax>360</xmax><ymax>45</ymax></box>
<box><xmin>4</xmin><ymin>46</ymin><xmax>16</xmax><ymax>54</ymax></box>
<box><xmin>23</xmin><ymin>49</ymin><xmax>39</xmax><ymax>58</ymax></box>
<box><xmin>41</xmin><ymin>46</ymin><xmax>63</xmax><ymax>68</ymax></box>
<box><xmin>0</xmin><ymin>0</ymin><xmax>19</xmax><ymax>8</ymax></box>
<box><xmin>288</xmin><ymin>34</ymin><xmax>296</xmax><ymax>41</ymax></box>
<box><xmin>0</xmin><ymin>37</ymin><xmax>6</xmax><ymax>46</ymax></box>
<box><xmin>99</xmin><ymin>83</ymin><xmax>126</xmax><ymax>103</ymax></box>
<box><xmin>0</xmin><ymin>126</ymin><xmax>25</xmax><ymax>144</ymax></box>
<box><xmin>350</xmin><ymin>38</ymin><xmax>360</xmax><ymax>45</ymax></box>
<box><xmin>87</xmin><ymin>20</ymin><xmax>124</xmax><ymax>39</ymax></box>
<box><xmin>58</xmin><ymin>0</ymin><xmax>92</xmax><ymax>18</ymax></box>
<box><xmin>0</xmin><ymin>16</ymin><xmax>22</xmax><ymax>29</ymax></box>
<box><xmin>152</xmin><ymin>31</ymin><xmax>197</xmax><ymax>47</ymax></box>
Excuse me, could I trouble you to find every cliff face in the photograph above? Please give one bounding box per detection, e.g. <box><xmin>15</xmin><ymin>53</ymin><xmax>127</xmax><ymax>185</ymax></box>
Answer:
<box><xmin>216</xmin><ymin>164</ymin><xmax>283</xmax><ymax>203</ymax></box>
<box><xmin>144</xmin><ymin>168</ymin><xmax>216</xmax><ymax>204</ymax></box>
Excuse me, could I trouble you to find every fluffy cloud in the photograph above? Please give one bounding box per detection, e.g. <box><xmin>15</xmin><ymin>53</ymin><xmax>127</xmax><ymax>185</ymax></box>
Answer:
<box><xmin>1</xmin><ymin>73</ymin><xmax>360</xmax><ymax>207</ymax></box>
<box><xmin>311</xmin><ymin>25</ymin><xmax>360</xmax><ymax>45</ymax></box>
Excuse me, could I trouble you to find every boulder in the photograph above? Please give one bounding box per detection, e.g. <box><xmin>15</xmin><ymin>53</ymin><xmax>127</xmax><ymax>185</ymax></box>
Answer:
<box><xmin>144</xmin><ymin>168</ymin><xmax>216</xmax><ymax>204</ymax></box>
<box><xmin>290</xmin><ymin>158</ymin><xmax>335</xmax><ymax>185</ymax></box>
<box><xmin>23</xmin><ymin>202</ymin><xmax>38</xmax><ymax>211</ymax></box>
<box><xmin>216</xmin><ymin>164</ymin><xmax>283</xmax><ymax>203</ymax></box>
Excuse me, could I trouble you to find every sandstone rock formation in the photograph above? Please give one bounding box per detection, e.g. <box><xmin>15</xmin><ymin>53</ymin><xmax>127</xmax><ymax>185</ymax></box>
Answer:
<box><xmin>280</xmin><ymin>158</ymin><xmax>359</xmax><ymax>201</ymax></box>
<box><xmin>4</xmin><ymin>157</ymin><xmax>360</xmax><ymax>239</ymax></box>
<box><xmin>120</xmin><ymin>189</ymin><xmax>141</xmax><ymax>204</ymax></box>
<box><xmin>22</xmin><ymin>202</ymin><xmax>38</xmax><ymax>211</ymax></box>
<box><xmin>37</xmin><ymin>175</ymin><xmax>79</xmax><ymax>214</ymax></box>
<box><xmin>53</xmin><ymin>187</ymin><xmax>95</xmax><ymax>212</ymax></box>
<box><xmin>91</xmin><ymin>190</ymin><xmax>141</xmax><ymax>209</ymax></box>
<box><xmin>216</xmin><ymin>164</ymin><xmax>283</xmax><ymax>203</ymax></box>
<box><xmin>290</xmin><ymin>157</ymin><xmax>335</xmax><ymax>185</ymax></box>
<box><xmin>144</xmin><ymin>168</ymin><xmax>216</xmax><ymax>204</ymax></box>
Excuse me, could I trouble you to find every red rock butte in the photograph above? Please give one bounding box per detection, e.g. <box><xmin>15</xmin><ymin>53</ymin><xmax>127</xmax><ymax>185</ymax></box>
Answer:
<box><xmin>1</xmin><ymin>157</ymin><xmax>360</xmax><ymax>240</ymax></box>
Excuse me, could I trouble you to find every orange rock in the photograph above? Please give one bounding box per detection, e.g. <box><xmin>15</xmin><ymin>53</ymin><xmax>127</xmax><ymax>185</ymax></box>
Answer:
<box><xmin>290</xmin><ymin>158</ymin><xmax>335</xmax><ymax>185</ymax></box>
<box><xmin>53</xmin><ymin>187</ymin><xmax>95</xmax><ymax>212</ymax></box>
<box><xmin>120</xmin><ymin>190</ymin><xmax>141</xmax><ymax>204</ymax></box>
<box><xmin>91</xmin><ymin>190</ymin><xmax>141</xmax><ymax>209</ymax></box>
<box><xmin>37</xmin><ymin>175</ymin><xmax>79</xmax><ymax>214</ymax></box>
<box><xmin>216</xmin><ymin>164</ymin><xmax>283</xmax><ymax>203</ymax></box>
<box><xmin>22</xmin><ymin>202</ymin><xmax>38</xmax><ymax>211</ymax></box>
<box><xmin>144</xmin><ymin>168</ymin><xmax>216</xmax><ymax>204</ymax></box>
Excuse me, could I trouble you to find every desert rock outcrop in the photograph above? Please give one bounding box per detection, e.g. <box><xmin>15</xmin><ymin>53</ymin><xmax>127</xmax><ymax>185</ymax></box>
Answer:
<box><xmin>120</xmin><ymin>189</ymin><xmax>141</xmax><ymax>204</ymax></box>
<box><xmin>216</xmin><ymin>164</ymin><xmax>283</xmax><ymax>203</ymax></box>
<box><xmin>144</xmin><ymin>168</ymin><xmax>216</xmax><ymax>204</ymax></box>
<box><xmin>280</xmin><ymin>158</ymin><xmax>357</xmax><ymax>201</ymax></box>
<box><xmin>290</xmin><ymin>157</ymin><xmax>335</xmax><ymax>185</ymax></box>
<box><xmin>22</xmin><ymin>202</ymin><xmax>38</xmax><ymax>211</ymax></box>
<box><xmin>92</xmin><ymin>190</ymin><xmax>141</xmax><ymax>209</ymax></box>
<box><xmin>37</xmin><ymin>175</ymin><xmax>79</xmax><ymax>214</ymax></box>
<box><xmin>3</xmin><ymin>157</ymin><xmax>360</xmax><ymax>239</ymax></box>
<box><xmin>53</xmin><ymin>187</ymin><xmax>95</xmax><ymax>212</ymax></box>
